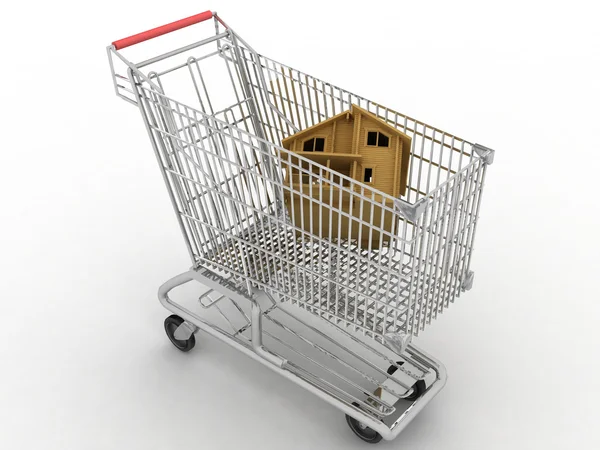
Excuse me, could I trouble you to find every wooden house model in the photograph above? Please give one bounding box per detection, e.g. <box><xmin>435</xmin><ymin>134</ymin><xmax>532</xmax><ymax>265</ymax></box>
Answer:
<box><xmin>281</xmin><ymin>104</ymin><xmax>412</xmax><ymax>248</ymax></box>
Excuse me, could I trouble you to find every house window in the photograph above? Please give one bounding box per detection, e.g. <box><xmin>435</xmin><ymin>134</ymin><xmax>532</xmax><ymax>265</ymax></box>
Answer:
<box><xmin>303</xmin><ymin>137</ymin><xmax>325</xmax><ymax>152</ymax></box>
<box><xmin>364</xmin><ymin>168</ymin><xmax>373</xmax><ymax>183</ymax></box>
<box><xmin>366</xmin><ymin>131</ymin><xmax>390</xmax><ymax>147</ymax></box>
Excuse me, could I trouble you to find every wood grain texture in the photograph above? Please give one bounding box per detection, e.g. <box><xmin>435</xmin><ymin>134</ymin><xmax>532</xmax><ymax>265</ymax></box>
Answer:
<box><xmin>281</xmin><ymin>104</ymin><xmax>411</xmax><ymax>247</ymax></box>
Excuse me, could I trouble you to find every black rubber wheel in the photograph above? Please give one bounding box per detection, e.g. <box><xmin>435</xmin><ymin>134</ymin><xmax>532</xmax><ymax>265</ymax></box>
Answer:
<box><xmin>387</xmin><ymin>362</ymin><xmax>425</xmax><ymax>401</ymax></box>
<box><xmin>164</xmin><ymin>314</ymin><xmax>195</xmax><ymax>352</ymax></box>
<box><xmin>345</xmin><ymin>402</ymin><xmax>383</xmax><ymax>444</ymax></box>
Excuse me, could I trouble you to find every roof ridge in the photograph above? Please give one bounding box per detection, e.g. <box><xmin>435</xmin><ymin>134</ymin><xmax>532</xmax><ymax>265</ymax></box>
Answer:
<box><xmin>281</xmin><ymin>104</ymin><xmax>410</xmax><ymax>149</ymax></box>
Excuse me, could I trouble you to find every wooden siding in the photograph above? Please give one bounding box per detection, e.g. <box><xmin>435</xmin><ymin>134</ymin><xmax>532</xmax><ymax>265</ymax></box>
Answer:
<box><xmin>280</xmin><ymin>105</ymin><xmax>411</xmax><ymax>248</ymax></box>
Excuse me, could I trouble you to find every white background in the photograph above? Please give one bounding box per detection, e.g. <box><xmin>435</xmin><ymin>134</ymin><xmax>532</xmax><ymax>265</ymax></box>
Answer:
<box><xmin>1</xmin><ymin>1</ymin><xmax>599</xmax><ymax>449</ymax></box>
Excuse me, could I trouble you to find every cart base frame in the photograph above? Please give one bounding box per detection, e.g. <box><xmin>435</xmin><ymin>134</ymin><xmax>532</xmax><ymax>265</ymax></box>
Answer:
<box><xmin>158</xmin><ymin>267</ymin><xmax>447</xmax><ymax>441</ymax></box>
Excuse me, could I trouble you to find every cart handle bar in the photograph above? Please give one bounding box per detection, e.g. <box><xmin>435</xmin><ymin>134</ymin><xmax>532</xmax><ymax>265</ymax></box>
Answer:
<box><xmin>112</xmin><ymin>10</ymin><xmax>215</xmax><ymax>50</ymax></box>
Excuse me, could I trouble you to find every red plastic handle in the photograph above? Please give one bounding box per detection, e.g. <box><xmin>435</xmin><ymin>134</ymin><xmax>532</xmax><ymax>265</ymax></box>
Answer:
<box><xmin>112</xmin><ymin>10</ymin><xmax>214</xmax><ymax>50</ymax></box>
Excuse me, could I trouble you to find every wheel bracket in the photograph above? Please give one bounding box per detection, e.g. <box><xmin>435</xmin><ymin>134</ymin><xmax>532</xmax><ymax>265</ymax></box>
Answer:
<box><xmin>174</xmin><ymin>321</ymin><xmax>198</xmax><ymax>340</ymax></box>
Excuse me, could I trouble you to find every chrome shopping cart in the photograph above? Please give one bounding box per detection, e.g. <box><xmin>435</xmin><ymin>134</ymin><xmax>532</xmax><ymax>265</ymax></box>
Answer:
<box><xmin>107</xmin><ymin>10</ymin><xmax>494</xmax><ymax>443</ymax></box>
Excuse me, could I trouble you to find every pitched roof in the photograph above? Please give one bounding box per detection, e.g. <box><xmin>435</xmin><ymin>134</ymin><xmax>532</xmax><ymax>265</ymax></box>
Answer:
<box><xmin>281</xmin><ymin>103</ymin><xmax>411</xmax><ymax>149</ymax></box>
<box><xmin>281</xmin><ymin>109</ymin><xmax>349</xmax><ymax>149</ymax></box>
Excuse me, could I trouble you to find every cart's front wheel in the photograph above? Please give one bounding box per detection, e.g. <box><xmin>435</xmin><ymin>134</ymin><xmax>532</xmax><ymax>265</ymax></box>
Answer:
<box><xmin>345</xmin><ymin>403</ymin><xmax>383</xmax><ymax>444</ymax></box>
<box><xmin>164</xmin><ymin>314</ymin><xmax>196</xmax><ymax>352</ymax></box>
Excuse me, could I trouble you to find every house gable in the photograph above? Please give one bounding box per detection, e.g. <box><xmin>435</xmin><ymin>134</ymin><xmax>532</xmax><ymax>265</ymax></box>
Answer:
<box><xmin>351</xmin><ymin>104</ymin><xmax>412</xmax><ymax>197</ymax></box>
<box><xmin>356</xmin><ymin>113</ymin><xmax>401</xmax><ymax>196</ymax></box>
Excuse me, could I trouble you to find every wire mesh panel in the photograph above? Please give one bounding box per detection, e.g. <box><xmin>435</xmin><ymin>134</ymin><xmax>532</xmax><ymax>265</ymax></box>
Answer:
<box><xmin>408</xmin><ymin>158</ymin><xmax>487</xmax><ymax>334</ymax></box>
<box><xmin>234</xmin><ymin>44</ymin><xmax>487</xmax><ymax>336</ymax></box>
<box><xmin>236</xmin><ymin>48</ymin><xmax>477</xmax><ymax>201</ymax></box>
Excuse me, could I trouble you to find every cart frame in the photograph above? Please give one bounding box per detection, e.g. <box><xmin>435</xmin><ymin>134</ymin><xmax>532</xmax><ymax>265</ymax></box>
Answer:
<box><xmin>107</xmin><ymin>10</ymin><xmax>493</xmax><ymax>442</ymax></box>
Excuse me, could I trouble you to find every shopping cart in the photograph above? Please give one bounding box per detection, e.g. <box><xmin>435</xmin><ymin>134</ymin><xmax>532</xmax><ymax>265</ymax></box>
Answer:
<box><xmin>107</xmin><ymin>10</ymin><xmax>494</xmax><ymax>443</ymax></box>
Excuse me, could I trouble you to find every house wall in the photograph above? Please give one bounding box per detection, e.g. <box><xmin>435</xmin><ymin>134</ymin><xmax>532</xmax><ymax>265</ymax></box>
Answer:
<box><xmin>332</xmin><ymin>115</ymin><xmax>354</xmax><ymax>154</ymax></box>
<box><xmin>356</xmin><ymin>114</ymin><xmax>401</xmax><ymax>197</ymax></box>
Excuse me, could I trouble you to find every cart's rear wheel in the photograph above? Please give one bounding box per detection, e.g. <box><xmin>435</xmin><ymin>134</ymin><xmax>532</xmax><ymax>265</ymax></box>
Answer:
<box><xmin>345</xmin><ymin>402</ymin><xmax>383</xmax><ymax>444</ymax></box>
<box><xmin>164</xmin><ymin>314</ymin><xmax>195</xmax><ymax>352</ymax></box>
<box><xmin>387</xmin><ymin>362</ymin><xmax>425</xmax><ymax>401</ymax></box>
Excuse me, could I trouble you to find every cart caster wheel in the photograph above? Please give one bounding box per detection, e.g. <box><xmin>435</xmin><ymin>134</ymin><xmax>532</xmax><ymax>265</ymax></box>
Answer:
<box><xmin>387</xmin><ymin>362</ymin><xmax>425</xmax><ymax>401</ymax></box>
<box><xmin>164</xmin><ymin>315</ymin><xmax>195</xmax><ymax>352</ymax></box>
<box><xmin>346</xmin><ymin>402</ymin><xmax>383</xmax><ymax>444</ymax></box>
